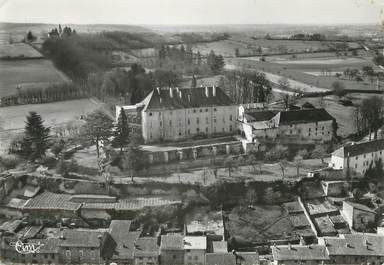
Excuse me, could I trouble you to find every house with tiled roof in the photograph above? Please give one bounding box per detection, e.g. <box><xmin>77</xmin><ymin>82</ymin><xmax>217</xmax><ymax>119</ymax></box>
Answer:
<box><xmin>160</xmin><ymin>234</ymin><xmax>184</xmax><ymax>265</ymax></box>
<box><xmin>116</xmin><ymin>86</ymin><xmax>238</xmax><ymax>143</ymax></box>
<box><xmin>319</xmin><ymin>233</ymin><xmax>384</xmax><ymax>264</ymax></box>
<box><xmin>342</xmin><ymin>201</ymin><xmax>376</xmax><ymax>232</ymax></box>
<box><xmin>205</xmin><ymin>252</ymin><xmax>236</xmax><ymax>265</ymax></box>
<box><xmin>331</xmin><ymin>139</ymin><xmax>384</xmax><ymax>175</ymax></box>
<box><xmin>271</xmin><ymin>244</ymin><xmax>330</xmax><ymax>265</ymax></box>
<box><xmin>58</xmin><ymin>228</ymin><xmax>113</xmax><ymax>265</ymax></box>
<box><xmin>108</xmin><ymin>220</ymin><xmax>141</xmax><ymax>264</ymax></box>
<box><xmin>133</xmin><ymin>237</ymin><xmax>160</xmax><ymax>265</ymax></box>
<box><xmin>238</xmin><ymin>108</ymin><xmax>335</xmax><ymax>144</ymax></box>
<box><xmin>183</xmin><ymin>236</ymin><xmax>207</xmax><ymax>265</ymax></box>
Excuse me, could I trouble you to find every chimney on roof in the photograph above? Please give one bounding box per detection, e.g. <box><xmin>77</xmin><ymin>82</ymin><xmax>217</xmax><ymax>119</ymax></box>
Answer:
<box><xmin>170</xmin><ymin>87</ymin><xmax>173</xmax><ymax>98</ymax></box>
<box><xmin>188</xmin><ymin>94</ymin><xmax>191</xmax><ymax>102</ymax></box>
<box><xmin>179</xmin><ymin>90</ymin><xmax>182</xmax><ymax>98</ymax></box>
<box><xmin>156</xmin><ymin>87</ymin><xmax>160</xmax><ymax>94</ymax></box>
<box><xmin>212</xmin><ymin>85</ymin><xmax>216</xmax><ymax>96</ymax></box>
<box><xmin>205</xmin><ymin>86</ymin><xmax>209</xmax><ymax>97</ymax></box>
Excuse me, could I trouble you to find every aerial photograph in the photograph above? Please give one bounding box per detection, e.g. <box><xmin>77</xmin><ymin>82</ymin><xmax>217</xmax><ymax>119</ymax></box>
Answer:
<box><xmin>1</xmin><ymin>0</ymin><xmax>384</xmax><ymax>264</ymax></box>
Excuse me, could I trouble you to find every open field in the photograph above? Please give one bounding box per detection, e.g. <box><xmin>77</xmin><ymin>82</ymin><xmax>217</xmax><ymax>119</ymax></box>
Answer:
<box><xmin>0</xmin><ymin>98</ymin><xmax>103</xmax><ymax>153</ymax></box>
<box><xmin>0</xmin><ymin>98</ymin><xmax>102</xmax><ymax>131</ymax></box>
<box><xmin>0</xmin><ymin>59</ymin><xmax>70</xmax><ymax>97</ymax></box>
<box><xmin>0</xmin><ymin>43</ymin><xmax>43</xmax><ymax>58</ymax></box>
<box><xmin>187</xmin><ymin>38</ymin><xmax>362</xmax><ymax>57</ymax></box>
<box><xmin>227</xmin><ymin>55</ymin><xmax>380</xmax><ymax>92</ymax></box>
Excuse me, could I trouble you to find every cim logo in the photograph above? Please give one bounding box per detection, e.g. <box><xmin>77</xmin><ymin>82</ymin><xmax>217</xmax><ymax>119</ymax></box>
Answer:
<box><xmin>10</xmin><ymin>240</ymin><xmax>44</xmax><ymax>254</ymax></box>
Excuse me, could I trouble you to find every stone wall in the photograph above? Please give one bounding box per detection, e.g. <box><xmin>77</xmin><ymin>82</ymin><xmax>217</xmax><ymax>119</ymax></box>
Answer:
<box><xmin>147</xmin><ymin>141</ymin><xmax>244</xmax><ymax>165</ymax></box>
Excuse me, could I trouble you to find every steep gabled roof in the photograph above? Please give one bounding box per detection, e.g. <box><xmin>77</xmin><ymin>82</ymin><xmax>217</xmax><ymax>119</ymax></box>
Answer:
<box><xmin>142</xmin><ymin>87</ymin><xmax>234</xmax><ymax>111</ymax></box>
<box><xmin>109</xmin><ymin>220</ymin><xmax>141</xmax><ymax>260</ymax></box>
<box><xmin>278</xmin><ymin>108</ymin><xmax>334</xmax><ymax>125</ymax></box>
<box><xmin>244</xmin><ymin>110</ymin><xmax>277</xmax><ymax>122</ymax></box>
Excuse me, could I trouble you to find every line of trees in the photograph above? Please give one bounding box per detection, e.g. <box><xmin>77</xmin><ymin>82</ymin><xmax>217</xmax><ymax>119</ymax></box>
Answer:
<box><xmin>353</xmin><ymin>96</ymin><xmax>384</xmax><ymax>140</ymax></box>
<box><xmin>219</xmin><ymin>70</ymin><xmax>272</xmax><ymax>104</ymax></box>
<box><xmin>0</xmin><ymin>83</ymin><xmax>87</xmax><ymax>107</ymax></box>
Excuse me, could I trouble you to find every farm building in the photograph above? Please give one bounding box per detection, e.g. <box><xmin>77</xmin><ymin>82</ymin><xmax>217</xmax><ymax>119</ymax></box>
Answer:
<box><xmin>331</xmin><ymin>139</ymin><xmax>384</xmax><ymax>175</ymax></box>
<box><xmin>116</xmin><ymin>86</ymin><xmax>238</xmax><ymax>143</ymax></box>
<box><xmin>342</xmin><ymin>201</ymin><xmax>376</xmax><ymax>231</ymax></box>
<box><xmin>271</xmin><ymin>245</ymin><xmax>330</xmax><ymax>265</ymax></box>
<box><xmin>238</xmin><ymin>108</ymin><xmax>335</xmax><ymax>144</ymax></box>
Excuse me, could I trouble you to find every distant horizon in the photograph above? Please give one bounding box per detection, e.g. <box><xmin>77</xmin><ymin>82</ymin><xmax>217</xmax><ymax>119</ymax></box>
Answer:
<box><xmin>1</xmin><ymin>0</ymin><xmax>382</xmax><ymax>26</ymax></box>
<box><xmin>0</xmin><ymin>21</ymin><xmax>380</xmax><ymax>27</ymax></box>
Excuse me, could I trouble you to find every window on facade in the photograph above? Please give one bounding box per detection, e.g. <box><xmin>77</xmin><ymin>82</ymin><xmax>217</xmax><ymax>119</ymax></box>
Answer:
<box><xmin>206</xmin><ymin>127</ymin><xmax>208</xmax><ymax>133</ymax></box>
<box><xmin>194</xmin><ymin>256</ymin><xmax>198</xmax><ymax>260</ymax></box>
<box><xmin>309</xmin><ymin>128</ymin><xmax>311</xmax><ymax>131</ymax></box>
<box><xmin>200</xmin><ymin>109</ymin><xmax>202</xmax><ymax>112</ymax></box>
<box><xmin>188</xmin><ymin>119</ymin><xmax>190</xmax><ymax>125</ymax></box>
<box><xmin>355</xmin><ymin>164</ymin><xmax>357</xmax><ymax>168</ymax></box>
<box><xmin>290</xmin><ymin>130</ymin><xmax>292</xmax><ymax>134</ymax></box>
<box><xmin>170</xmin><ymin>111</ymin><xmax>173</xmax><ymax>115</ymax></box>
<box><xmin>188</xmin><ymin>129</ymin><xmax>190</xmax><ymax>135</ymax></box>
<box><xmin>66</xmin><ymin>250</ymin><xmax>71</xmax><ymax>257</ymax></box>
<box><xmin>149</xmin><ymin>112</ymin><xmax>153</xmax><ymax>116</ymax></box>
<box><xmin>206</xmin><ymin>117</ymin><xmax>209</xmax><ymax>124</ymax></box>
<box><xmin>173</xmin><ymin>255</ymin><xmax>177</xmax><ymax>259</ymax></box>
<box><xmin>169</xmin><ymin>120</ymin><xmax>172</xmax><ymax>126</ymax></box>
<box><xmin>205</xmin><ymin>109</ymin><xmax>208</xmax><ymax>112</ymax></box>
<box><xmin>197</xmin><ymin>128</ymin><xmax>200</xmax><ymax>133</ymax></box>
<box><xmin>79</xmin><ymin>250</ymin><xmax>84</xmax><ymax>258</ymax></box>
<box><xmin>214</xmin><ymin>127</ymin><xmax>216</xmax><ymax>133</ymax></box>
<box><xmin>193</xmin><ymin>109</ymin><xmax>196</xmax><ymax>113</ymax></box>
<box><xmin>160</xmin><ymin>121</ymin><xmax>162</xmax><ymax>126</ymax></box>
<box><xmin>230</xmin><ymin>115</ymin><xmax>233</xmax><ymax>121</ymax></box>
<box><xmin>322</xmin><ymin>126</ymin><xmax>324</xmax><ymax>130</ymax></box>
<box><xmin>214</xmin><ymin>108</ymin><xmax>217</xmax><ymax>111</ymax></box>
<box><xmin>230</xmin><ymin>125</ymin><xmax>233</xmax><ymax>131</ymax></box>
<box><xmin>214</xmin><ymin>117</ymin><xmax>217</xmax><ymax>123</ymax></box>
<box><xmin>179</xmin><ymin>132</ymin><xmax>182</xmax><ymax>136</ymax></box>
<box><xmin>356</xmin><ymin>156</ymin><xmax>358</xmax><ymax>160</ymax></box>
<box><xmin>197</xmin><ymin>118</ymin><xmax>199</xmax><ymax>124</ymax></box>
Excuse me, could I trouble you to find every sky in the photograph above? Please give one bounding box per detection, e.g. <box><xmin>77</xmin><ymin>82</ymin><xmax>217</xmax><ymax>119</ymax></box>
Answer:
<box><xmin>0</xmin><ymin>0</ymin><xmax>384</xmax><ymax>25</ymax></box>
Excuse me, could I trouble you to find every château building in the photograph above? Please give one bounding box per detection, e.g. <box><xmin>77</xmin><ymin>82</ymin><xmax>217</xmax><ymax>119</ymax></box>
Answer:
<box><xmin>116</xmin><ymin>86</ymin><xmax>238</xmax><ymax>144</ymax></box>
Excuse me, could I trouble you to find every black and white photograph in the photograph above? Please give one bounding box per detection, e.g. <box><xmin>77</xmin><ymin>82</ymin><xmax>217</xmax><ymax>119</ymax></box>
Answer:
<box><xmin>1</xmin><ymin>0</ymin><xmax>384</xmax><ymax>264</ymax></box>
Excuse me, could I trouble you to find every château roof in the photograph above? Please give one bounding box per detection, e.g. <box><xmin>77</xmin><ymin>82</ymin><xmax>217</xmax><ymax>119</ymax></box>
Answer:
<box><xmin>142</xmin><ymin>86</ymin><xmax>234</xmax><ymax>111</ymax></box>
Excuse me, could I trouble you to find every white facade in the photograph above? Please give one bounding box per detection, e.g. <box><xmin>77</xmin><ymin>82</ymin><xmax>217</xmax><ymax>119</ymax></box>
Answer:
<box><xmin>142</xmin><ymin>105</ymin><xmax>237</xmax><ymax>143</ymax></box>
<box><xmin>239</xmin><ymin>109</ymin><xmax>334</xmax><ymax>144</ymax></box>
<box><xmin>331</xmin><ymin>141</ymin><xmax>384</xmax><ymax>175</ymax></box>
<box><xmin>183</xmin><ymin>236</ymin><xmax>206</xmax><ymax>265</ymax></box>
